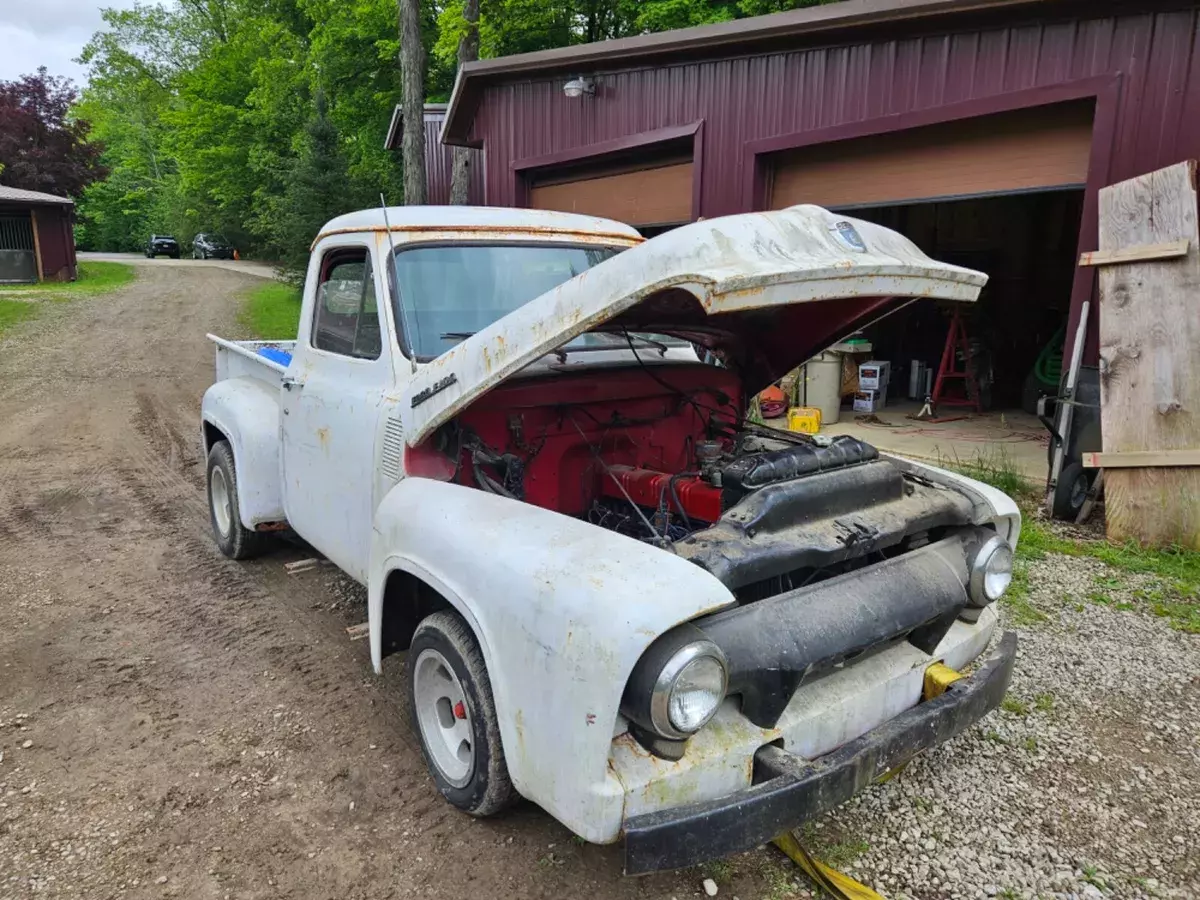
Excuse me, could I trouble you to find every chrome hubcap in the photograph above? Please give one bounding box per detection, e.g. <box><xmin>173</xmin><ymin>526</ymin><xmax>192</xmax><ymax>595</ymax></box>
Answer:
<box><xmin>413</xmin><ymin>648</ymin><xmax>474</xmax><ymax>787</ymax></box>
<box><xmin>210</xmin><ymin>466</ymin><xmax>232</xmax><ymax>538</ymax></box>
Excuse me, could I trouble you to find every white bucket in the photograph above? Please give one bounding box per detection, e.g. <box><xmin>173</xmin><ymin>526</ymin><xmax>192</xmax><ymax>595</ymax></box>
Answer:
<box><xmin>799</xmin><ymin>351</ymin><xmax>842</xmax><ymax>426</ymax></box>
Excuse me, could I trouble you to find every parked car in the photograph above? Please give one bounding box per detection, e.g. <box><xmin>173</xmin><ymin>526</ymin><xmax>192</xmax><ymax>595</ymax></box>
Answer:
<box><xmin>200</xmin><ymin>205</ymin><xmax>1019</xmax><ymax>874</ymax></box>
<box><xmin>192</xmin><ymin>232</ymin><xmax>235</xmax><ymax>260</ymax></box>
<box><xmin>144</xmin><ymin>234</ymin><xmax>180</xmax><ymax>259</ymax></box>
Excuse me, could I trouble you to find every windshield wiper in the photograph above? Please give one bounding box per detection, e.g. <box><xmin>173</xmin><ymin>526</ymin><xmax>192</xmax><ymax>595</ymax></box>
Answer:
<box><xmin>440</xmin><ymin>331</ymin><xmax>476</xmax><ymax>340</ymax></box>
<box><xmin>626</xmin><ymin>334</ymin><xmax>669</xmax><ymax>356</ymax></box>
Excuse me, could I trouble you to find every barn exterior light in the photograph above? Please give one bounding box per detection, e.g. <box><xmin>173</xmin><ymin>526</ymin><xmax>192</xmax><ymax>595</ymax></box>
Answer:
<box><xmin>562</xmin><ymin>76</ymin><xmax>595</xmax><ymax>98</ymax></box>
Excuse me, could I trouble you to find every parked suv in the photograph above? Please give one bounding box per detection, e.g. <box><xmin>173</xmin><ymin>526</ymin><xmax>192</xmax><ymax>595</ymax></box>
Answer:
<box><xmin>144</xmin><ymin>235</ymin><xmax>180</xmax><ymax>259</ymax></box>
<box><xmin>192</xmin><ymin>233</ymin><xmax>235</xmax><ymax>260</ymax></box>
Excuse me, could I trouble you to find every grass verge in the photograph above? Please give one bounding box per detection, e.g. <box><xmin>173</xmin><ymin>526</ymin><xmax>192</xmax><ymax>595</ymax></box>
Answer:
<box><xmin>240</xmin><ymin>281</ymin><xmax>301</xmax><ymax>339</ymax></box>
<box><xmin>1007</xmin><ymin>514</ymin><xmax>1200</xmax><ymax>633</ymax></box>
<box><xmin>939</xmin><ymin>446</ymin><xmax>1037</xmax><ymax>498</ymax></box>
<box><xmin>0</xmin><ymin>261</ymin><xmax>135</xmax><ymax>298</ymax></box>
<box><xmin>0</xmin><ymin>262</ymin><xmax>136</xmax><ymax>337</ymax></box>
<box><xmin>0</xmin><ymin>299</ymin><xmax>40</xmax><ymax>334</ymax></box>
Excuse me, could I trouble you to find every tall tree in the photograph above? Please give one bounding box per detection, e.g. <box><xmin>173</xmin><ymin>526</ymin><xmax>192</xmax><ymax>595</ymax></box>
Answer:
<box><xmin>274</xmin><ymin>90</ymin><xmax>352</xmax><ymax>277</ymax></box>
<box><xmin>448</xmin><ymin>0</ymin><xmax>479</xmax><ymax>205</ymax></box>
<box><xmin>398</xmin><ymin>0</ymin><xmax>427</xmax><ymax>205</ymax></box>
<box><xmin>0</xmin><ymin>69</ymin><xmax>106</xmax><ymax>197</ymax></box>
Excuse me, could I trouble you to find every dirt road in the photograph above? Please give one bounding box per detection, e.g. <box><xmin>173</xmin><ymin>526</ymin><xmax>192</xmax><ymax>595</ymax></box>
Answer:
<box><xmin>0</xmin><ymin>266</ymin><xmax>731</xmax><ymax>900</ymax></box>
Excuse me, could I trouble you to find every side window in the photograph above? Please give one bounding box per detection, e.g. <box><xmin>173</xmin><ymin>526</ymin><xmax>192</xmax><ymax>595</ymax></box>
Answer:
<box><xmin>312</xmin><ymin>250</ymin><xmax>382</xmax><ymax>360</ymax></box>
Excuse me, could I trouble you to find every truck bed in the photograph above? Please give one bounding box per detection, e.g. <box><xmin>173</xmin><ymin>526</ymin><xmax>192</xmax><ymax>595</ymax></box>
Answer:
<box><xmin>207</xmin><ymin>335</ymin><xmax>295</xmax><ymax>388</ymax></box>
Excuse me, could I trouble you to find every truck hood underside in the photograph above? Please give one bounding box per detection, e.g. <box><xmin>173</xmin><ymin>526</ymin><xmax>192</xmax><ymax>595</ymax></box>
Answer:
<box><xmin>400</xmin><ymin>205</ymin><xmax>987</xmax><ymax>448</ymax></box>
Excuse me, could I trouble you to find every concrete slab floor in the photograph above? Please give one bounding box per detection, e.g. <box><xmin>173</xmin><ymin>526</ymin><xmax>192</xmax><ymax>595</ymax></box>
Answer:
<box><xmin>813</xmin><ymin>400</ymin><xmax>1051</xmax><ymax>485</ymax></box>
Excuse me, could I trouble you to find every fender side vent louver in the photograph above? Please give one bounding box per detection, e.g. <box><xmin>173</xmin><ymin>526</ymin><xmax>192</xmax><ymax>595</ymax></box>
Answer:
<box><xmin>381</xmin><ymin>416</ymin><xmax>404</xmax><ymax>480</ymax></box>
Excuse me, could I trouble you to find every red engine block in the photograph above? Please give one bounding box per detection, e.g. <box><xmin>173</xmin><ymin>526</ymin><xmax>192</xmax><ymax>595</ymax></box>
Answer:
<box><xmin>600</xmin><ymin>466</ymin><xmax>723</xmax><ymax>524</ymax></box>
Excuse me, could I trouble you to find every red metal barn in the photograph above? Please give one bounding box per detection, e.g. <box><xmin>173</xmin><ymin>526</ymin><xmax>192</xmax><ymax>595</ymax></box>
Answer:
<box><xmin>0</xmin><ymin>186</ymin><xmax>77</xmax><ymax>283</ymax></box>
<box><xmin>385</xmin><ymin>104</ymin><xmax>485</xmax><ymax>205</ymax></box>
<box><xmin>430</xmin><ymin>0</ymin><xmax>1200</xmax><ymax>413</ymax></box>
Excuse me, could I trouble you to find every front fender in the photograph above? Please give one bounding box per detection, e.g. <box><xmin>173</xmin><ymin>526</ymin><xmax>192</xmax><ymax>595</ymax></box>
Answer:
<box><xmin>368</xmin><ymin>477</ymin><xmax>736</xmax><ymax>841</ymax></box>
<box><xmin>201</xmin><ymin>379</ymin><xmax>284</xmax><ymax>528</ymax></box>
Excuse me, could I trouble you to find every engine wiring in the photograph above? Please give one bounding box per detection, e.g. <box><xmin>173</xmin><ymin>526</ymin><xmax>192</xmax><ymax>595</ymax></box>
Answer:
<box><xmin>449</xmin><ymin>425</ymin><xmax>528</xmax><ymax>501</ymax></box>
<box><xmin>620</xmin><ymin>330</ymin><xmax>740</xmax><ymax>438</ymax></box>
<box><xmin>568</xmin><ymin>415</ymin><xmax>676</xmax><ymax>552</ymax></box>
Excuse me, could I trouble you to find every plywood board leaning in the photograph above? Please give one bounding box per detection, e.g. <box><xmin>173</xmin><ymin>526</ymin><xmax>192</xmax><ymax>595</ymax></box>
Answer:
<box><xmin>1096</xmin><ymin>160</ymin><xmax>1200</xmax><ymax>548</ymax></box>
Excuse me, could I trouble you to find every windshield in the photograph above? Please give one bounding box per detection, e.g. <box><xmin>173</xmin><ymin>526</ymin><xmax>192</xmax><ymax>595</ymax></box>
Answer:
<box><xmin>391</xmin><ymin>243</ymin><xmax>622</xmax><ymax>358</ymax></box>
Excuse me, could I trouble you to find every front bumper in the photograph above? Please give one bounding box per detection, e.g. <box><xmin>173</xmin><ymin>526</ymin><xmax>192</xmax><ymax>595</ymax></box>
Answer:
<box><xmin>622</xmin><ymin>630</ymin><xmax>1017</xmax><ymax>874</ymax></box>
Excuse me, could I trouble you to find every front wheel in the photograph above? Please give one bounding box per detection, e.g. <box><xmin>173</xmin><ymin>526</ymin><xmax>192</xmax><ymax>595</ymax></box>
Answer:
<box><xmin>408</xmin><ymin>611</ymin><xmax>516</xmax><ymax>816</ymax></box>
<box><xmin>206</xmin><ymin>440</ymin><xmax>268</xmax><ymax>559</ymax></box>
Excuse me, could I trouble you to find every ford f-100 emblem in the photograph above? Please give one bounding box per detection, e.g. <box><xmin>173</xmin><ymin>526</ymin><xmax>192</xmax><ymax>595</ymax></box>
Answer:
<box><xmin>411</xmin><ymin>373</ymin><xmax>458</xmax><ymax>407</ymax></box>
<box><xmin>829</xmin><ymin>221</ymin><xmax>867</xmax><ymax>253</ymax></box>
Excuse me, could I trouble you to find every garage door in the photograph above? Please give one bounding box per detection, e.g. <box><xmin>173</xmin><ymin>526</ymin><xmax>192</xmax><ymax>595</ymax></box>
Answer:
<box><xmin>529</xmin><ymin>161</ymin><xmax>693</xmax><ymax>227</ymax></box>
<box><xmin>770</xmin><ymin>102</ymin><xmax>1094</xmax><ymax>210</ymax></box>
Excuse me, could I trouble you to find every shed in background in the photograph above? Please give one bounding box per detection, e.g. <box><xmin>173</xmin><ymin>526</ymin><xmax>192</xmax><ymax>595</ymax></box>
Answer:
<box><xmin>384</xmin><ymin>103</ymin><xmax>484</xmax><ymax>205</ymax></box>
<box><xmin>0</xmin><ymin>186</ymin><xmax>77</xmax><ymax>283</ymax></box>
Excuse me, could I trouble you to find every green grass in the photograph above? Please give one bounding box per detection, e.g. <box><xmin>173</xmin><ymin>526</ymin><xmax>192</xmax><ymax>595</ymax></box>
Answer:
<box><xmin>1000</xmin><ymin>695</ymin><xmax>1030</xmax><ymax>716</ymax></box>
<box><xmin>940</xmin><ymin>447</ymin><xmax>1036</xmax><ymax>498</ymax></box>
<box><xmin>701</xmin><ymin>859</ymin><xmax>735</xmax><ymax>883</ymax></box>
<box><xmin>797</xmin><ymin>823</ymin><xmax>870</xmax><ymax>870</ymax></box>
<box><xmin>0</xmin><ymin>262</ymin><xmax>135</xmax><ymax>337</ymax></box>
<box><xmin>0</xmin><ymin>261</ymin><xmax>135</xmax><ymax>297</ymax></box>
<box><xmin>1014</xmin><ymin>515</ymin><xmax>1200</xmax><ymax>633</ymax></box>
<box><xmin>240</xmin><ymin>280</ymin><xmax>302</xmax><ymax>339</ymax></box>
<box><xmin>0</xmin><ymin>299</ymin><xmax>40</xmax><ymax>334</ymax></box>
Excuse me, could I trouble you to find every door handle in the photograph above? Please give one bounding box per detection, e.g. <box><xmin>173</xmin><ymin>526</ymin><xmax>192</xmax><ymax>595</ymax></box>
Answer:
<box><xmin>281</xmin><ymin>376</ymin><xmax>301</xmax><ymax>391</ymax></box>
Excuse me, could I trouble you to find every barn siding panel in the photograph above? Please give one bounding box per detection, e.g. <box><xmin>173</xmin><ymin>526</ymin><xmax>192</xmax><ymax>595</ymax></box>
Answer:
<box><xmin>469</xmin><ymin>5</ymin><xmax>1200</xmax><ymax>218</ymax></box>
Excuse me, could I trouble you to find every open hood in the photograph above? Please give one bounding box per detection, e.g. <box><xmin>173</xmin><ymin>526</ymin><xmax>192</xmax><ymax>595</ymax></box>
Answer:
<box><xmin>400</xmin><ymin>205</ymin><xmax>986</xmax><ymax>447</ymax></box>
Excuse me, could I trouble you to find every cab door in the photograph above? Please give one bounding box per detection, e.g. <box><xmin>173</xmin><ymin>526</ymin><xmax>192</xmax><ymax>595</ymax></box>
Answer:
<box><xmin>281</xmin><ymin>243</ymin><xmax>390</xmax><ymax>582</ymax></box>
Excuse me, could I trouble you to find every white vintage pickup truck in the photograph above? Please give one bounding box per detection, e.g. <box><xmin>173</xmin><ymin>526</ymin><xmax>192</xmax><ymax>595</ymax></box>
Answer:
<box><xmin>201</xmin><ymin>205</ymin><xmax>1020</xmax><ymax>873</ymax></box>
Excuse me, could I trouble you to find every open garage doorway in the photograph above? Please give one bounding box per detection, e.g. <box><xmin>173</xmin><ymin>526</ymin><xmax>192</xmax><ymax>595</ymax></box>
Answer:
<box><xmin>825</xmin><ymin>188</ymin><xmax>1086</xmax><ymax>483</ymax></box>
<box><xmin>852</xmin><ymin>189</ymin><xmax>1084</xmax><ymax>413</ymax></box>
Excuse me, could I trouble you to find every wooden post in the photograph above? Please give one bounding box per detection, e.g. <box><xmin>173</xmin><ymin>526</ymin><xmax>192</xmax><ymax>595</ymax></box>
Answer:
<box><xmin>1096</xmin><ymin>160</ymin><xmax>1200</xmax><ymax>548</ymax></box>
<box><xmin>29</xmin><ymin>209</ymin><xmax>44</xmax><ymax>282</ymax></box>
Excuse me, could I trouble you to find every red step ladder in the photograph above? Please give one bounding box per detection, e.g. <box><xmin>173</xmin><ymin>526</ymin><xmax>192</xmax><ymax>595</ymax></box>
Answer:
<box><xmin>930</xmin><ymin>307</ymin><xmax>982</xmax><ymax>414</ymax></box>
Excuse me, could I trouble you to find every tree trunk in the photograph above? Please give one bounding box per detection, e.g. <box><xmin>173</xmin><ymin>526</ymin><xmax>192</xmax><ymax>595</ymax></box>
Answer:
<box><xmin>448</xmin><ymin>0</ymin><xmax>480</xmax><ymax>206</ymax></box>
<box><xmin>398</xmin><ymin>0</ymin><xmax>426</xmax><ymax>205</ymax></box>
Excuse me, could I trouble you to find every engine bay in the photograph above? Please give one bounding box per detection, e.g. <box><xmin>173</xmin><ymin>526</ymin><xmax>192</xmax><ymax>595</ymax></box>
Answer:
<box><xmin>407</xmin><ymin>360</ymin><xmax>973</xmax><ymax>600</ymax></box>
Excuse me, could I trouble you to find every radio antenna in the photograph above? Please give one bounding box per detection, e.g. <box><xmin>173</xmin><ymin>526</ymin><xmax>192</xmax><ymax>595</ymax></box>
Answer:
<box><xmin>380</xmin><ymin>194</ymin><xmax>417</xmax><ymax>373</ymax></box>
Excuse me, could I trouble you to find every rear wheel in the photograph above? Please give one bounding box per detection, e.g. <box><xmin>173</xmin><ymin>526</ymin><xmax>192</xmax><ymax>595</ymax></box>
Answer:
<box><xmin>408</xmin><ymin>611</ymin><xmax>516</xmax><ymax>816</ymax></box>
<box><xmin>206</xmin><ymin>440</ymin><xmax>268</xmax><ymax>559</ymax></box>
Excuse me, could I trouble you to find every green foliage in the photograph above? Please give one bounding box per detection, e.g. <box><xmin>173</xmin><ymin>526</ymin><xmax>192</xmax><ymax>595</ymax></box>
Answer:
<box><xmin>74</xmin><ymin>0</ymin><xmax>399</xmax><ymax>258</ymax></box>
<box><xmin>75</xmin><ymin>0</ymin><xmax>835</xmax><ymax>253</ymax></box>
<box><xmin>240</xmin><ymin>281</ymin><xmax>303</xmax><ymax>339</ymax></box>
<box><xmin>270</xmin><ymin>91</ymin><xmax>353</xmax><ymax>278</ymax></box>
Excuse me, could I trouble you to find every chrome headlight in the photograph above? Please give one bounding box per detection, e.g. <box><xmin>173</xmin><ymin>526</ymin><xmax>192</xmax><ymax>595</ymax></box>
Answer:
<box><xmin>622</xmin><ymin>627</ymin><xmax>728</xmax><ymax>740</ymax></box>
<box><xmin>653</xmin><ymin>642</ymin><xmax>728</xmax><ymax>736</ymax></box>
<box><xmin>969</xmin><ymin>534</ymin><xmax>1014</xmax><ymax>604</ymax></box>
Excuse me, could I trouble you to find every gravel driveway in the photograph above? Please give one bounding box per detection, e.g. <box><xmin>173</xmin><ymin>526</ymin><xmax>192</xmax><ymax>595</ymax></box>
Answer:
<box><xmin>0</xmin><ymin>266</ymin><xmax>1197</xmax><ymax>900</ymax></box>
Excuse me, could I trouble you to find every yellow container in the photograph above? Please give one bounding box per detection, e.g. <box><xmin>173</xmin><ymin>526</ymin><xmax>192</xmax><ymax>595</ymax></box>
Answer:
<box><xmin>787</xmin><ymin>406</ymin><xmax>822</xmax><ymax>434</ymax></box>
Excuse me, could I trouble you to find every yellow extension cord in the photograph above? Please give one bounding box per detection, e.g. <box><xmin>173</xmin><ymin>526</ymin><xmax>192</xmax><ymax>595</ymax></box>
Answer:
<box><xmin>769</xmin><ymin>661</ymin><xmax>966</xmax><ymax>900</ymax></box>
